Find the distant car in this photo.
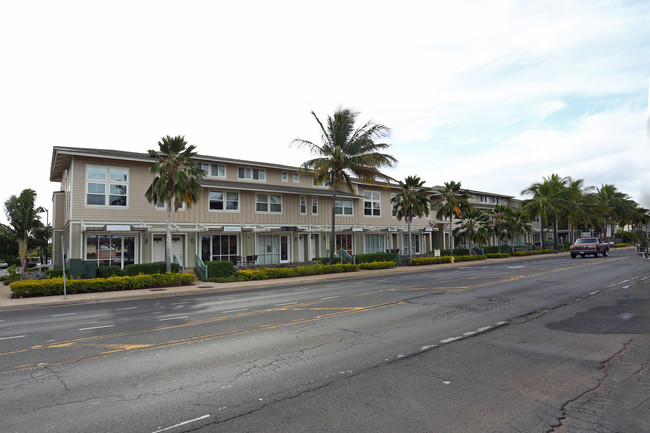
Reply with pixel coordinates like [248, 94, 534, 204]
[570, 237, 609, 258]
[0, 261, 8, 269]
[25, 261, 38, 268]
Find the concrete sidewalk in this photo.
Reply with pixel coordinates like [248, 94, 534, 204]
[0, 252, 572, 310]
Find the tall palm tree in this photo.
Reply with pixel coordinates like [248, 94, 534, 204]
[453, 208, 491, 254]
[520, 174, 569, 252]
[145, 135, 205, 272]
[490, 204, 512, 253]
[560, 177, 593, 243]
[433, 181, 471, 253]
[391, 176, 431, 260]
[592, 184, 633, 239]
[293, 108, 397, 265]
[1, 189, 44, 273]
[506, 208, 533, 254]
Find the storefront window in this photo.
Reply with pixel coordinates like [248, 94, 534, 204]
[85, 235, 135, 268]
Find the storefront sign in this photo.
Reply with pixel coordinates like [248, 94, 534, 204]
[106, 225, 131, 231]
[281, 226, 297, 231]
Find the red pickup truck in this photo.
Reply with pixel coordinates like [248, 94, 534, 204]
[570, 237, 609, 258]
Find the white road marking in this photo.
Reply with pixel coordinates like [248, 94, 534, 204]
[222, 309, 247, 314]
[293, 288, 309, 292]
[320, 296, 339, 300]
[51, 313, 76, 317]
[170, 302, 190, 305]
[622, 285, 631, 289]
[441, 336, 463, 344]
[218, 296, 236, 300]
[158, 316, 189, 321]
[79, 325, 115, 331]
[477, 326, 492, 332]
[0, 335, 26, 340]
[115, 307, 138, 311]
[151, 415, 210, 433]
[589, 290, 599, 295]
[257, 292, 274, 296]
[508, 265, 524, 269]
[275, 302, 297, 307]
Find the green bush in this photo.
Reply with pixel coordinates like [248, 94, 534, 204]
[235, 263, 358, 281]
[429, 248, 470, 256]
[411, 256, 452, 266]
[482, 246, 512, 254]
[354, 252, 399, 264]
[513, 249, 555, 256]
[206, 260, 235, 278]
[10, 273, 194, 298]
[45, 268, 69, 278]
[96, 265, 123, 278]
[485, 253, 510, 259]
[611, 243, 628, 248]
[358, 261, 397, 270]
[123, 262, 180, 276]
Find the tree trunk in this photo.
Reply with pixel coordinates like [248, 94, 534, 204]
[407, 217, 412, 261]
[329, 183, 338, 265]
[540, 215, 546, 250]
[449, 215, 454, 254]
[165, 196, 172, 273]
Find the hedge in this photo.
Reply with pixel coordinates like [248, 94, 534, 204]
[124, 262, 180, 276]
[205, 260, 235, 278]
[484, 253, 510, 259]
[235, 263, 358, 281]
[410, 255, 487, 266]
[513, 249, 555, 256]
[10, 273, 195, 298]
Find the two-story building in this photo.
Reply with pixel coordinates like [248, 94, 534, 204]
[49, 147, 444, 270]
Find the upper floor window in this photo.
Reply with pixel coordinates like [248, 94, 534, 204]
[363, 191, 381, 216]
[281, 172, 288, 182]
[256, 194, 282, 213]
[334, 199, 353, 216]
[293, 173, 299, 183]
[391, 193, 397, 217]
[209, 191, 239, 211]
[312, 197, 319, 215]
[480, 195, 489, 203]
[492, 197, 501, 204]
[238, 167, 265, 181]
[86, 165, 128, 207]
[197, 163, 226, 177]
[300, 196, 307, 215]
[156, 200, 185, 211]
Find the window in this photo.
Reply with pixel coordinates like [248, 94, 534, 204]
[402, 233, 421, 255]
[257, 234, 289, 264]
[363, 191, 381, 216]
[281, 172, 288, 182]
[300, 197, 307, 215]
[256, 194, 282, 213]
[156, 200, 185, 211]
[198, 163, 226, 177]
[391, 193, 397, 217]
[209, 191, 239, 211]
[312, 197, 318, 215]
[334, 199, 353, 215]
[313, 177, 330, 187]
[365, 234, 385, 253]
[293, 173, 299, 183]
[86, 166, 128, 207]
[492, 197, 501, 204]
[85, 234, 135, 268]
[480, 195, 489, 203]
[201, 234, 238, 262]
[331, 234, 352, 254]
[238, 167, 265, 181]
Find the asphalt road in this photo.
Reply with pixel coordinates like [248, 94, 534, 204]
[1, 249, 648, 432]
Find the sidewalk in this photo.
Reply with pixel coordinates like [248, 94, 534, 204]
[0, 253, 570, 310]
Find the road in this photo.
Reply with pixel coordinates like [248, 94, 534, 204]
[1, 249, 648, 432]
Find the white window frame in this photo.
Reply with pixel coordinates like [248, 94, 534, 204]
[238, 167, 266, 181]
[391, 193, 397, 217]
[210, 164, 226, 177]
[364, 233, 386, 253]
[311, 197, 319, 215]
[363, 190, 381, 217]
[300, 196, 307, 215]
[281, 172, 288, 182]
[334, 199, 353, 216]
[480, 195, 489, 203]
[156, 200, 186, 211]
[293, 173, 299, 183]
[209, 191, 240, 212]
[256, 194, 282, 213]
[86, 165, 129, 207]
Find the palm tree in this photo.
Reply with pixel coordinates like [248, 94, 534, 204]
[433, 181, 471, 253]
[293, 108, 397, 265]
[1, 189, 44, 274]
[592, 184, 633, 239]
[560, 177, 593, 243]
[506, 208, 533, 254]
[391, 176, 431, 260]
[520, 174, 569, 252]
[453, 208, 491, 254]
[145, 135, 205, 272]
[490, 204, 512, 253]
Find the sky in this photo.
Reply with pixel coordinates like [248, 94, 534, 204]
[1, 0, 649, 226]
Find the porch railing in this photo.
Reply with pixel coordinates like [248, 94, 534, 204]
[470, 244, 484, 255]
[195, 255, 208, 280]
[339, 249, 356, 265]
[173, 255, 184, 274]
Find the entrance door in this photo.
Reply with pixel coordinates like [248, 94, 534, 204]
[280, 235, 289, 263]
[153, 236, 184, 265]
[298, 235, 305, 262]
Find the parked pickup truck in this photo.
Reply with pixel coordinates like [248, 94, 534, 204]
[570, 237, 609, 258]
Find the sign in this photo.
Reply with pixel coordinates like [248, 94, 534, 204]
[106, 225, 131, 231]
[224, 226, 241, 232]
[282, 226, 297, 232]
[352, 227, 364, 232]
[434, 249, 441, 257]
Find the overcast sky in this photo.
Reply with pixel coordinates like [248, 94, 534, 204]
[1, 0, 649, 226]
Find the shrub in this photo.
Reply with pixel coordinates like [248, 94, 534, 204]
[10, 273, 194, 298]
[429, 248, 470, 257]
[513, 249, 555, 256]
[482, 246, 512, 254]
[45, 268, 69, 278]
[235, 263, 358, 281]
[123, 262, 180, 276]
[485, 253, 510, 259]
[96, 265, 123, 278]
[411, 256, 452, 266]
[358, 261, 397, 270]
[206, 260, 235, 278]
[354, 253, 399, 264]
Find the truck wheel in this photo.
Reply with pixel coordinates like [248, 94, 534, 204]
[571, 253, 576, 259]
[602, 250, 607, 257]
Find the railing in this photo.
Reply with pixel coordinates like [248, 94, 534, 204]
[195, 255, 207, 280]
[339, 249, 356, 265]
[470, 244, 484, 255]
[173, 255, 184, 274]
[393, 253, 404, 267]
[513, 240, 532, 251]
